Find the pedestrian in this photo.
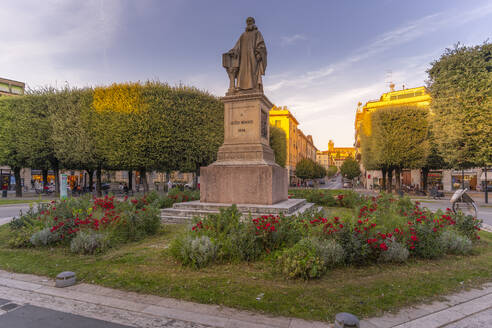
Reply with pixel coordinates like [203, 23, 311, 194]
[167, 180, 173, 192]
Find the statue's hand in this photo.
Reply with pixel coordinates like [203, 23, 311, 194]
[255, 51, 261, 61]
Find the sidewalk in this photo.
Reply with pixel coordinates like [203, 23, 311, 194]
[1, 270, 491, 328]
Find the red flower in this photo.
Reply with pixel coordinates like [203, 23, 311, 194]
[379, 243, 388, 251]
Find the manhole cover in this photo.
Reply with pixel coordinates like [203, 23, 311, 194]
[1, 303, 20, 311]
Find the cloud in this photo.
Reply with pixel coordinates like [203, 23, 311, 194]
[0, 0, 123, 88]
[280, 34, 307, 46]
[264, 2, 492, 148]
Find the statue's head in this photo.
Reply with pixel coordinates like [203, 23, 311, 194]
[245, 17, 257, 31]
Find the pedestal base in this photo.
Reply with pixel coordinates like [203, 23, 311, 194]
[200, 163, 288, 205]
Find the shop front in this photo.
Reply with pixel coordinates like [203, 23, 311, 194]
[427, 170, 443, 190]
[451, 170, 477, 190]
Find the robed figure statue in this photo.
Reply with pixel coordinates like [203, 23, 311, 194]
[223, 17, 267, 94]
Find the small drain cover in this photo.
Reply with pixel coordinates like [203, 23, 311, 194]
[1, 303, 20, 311]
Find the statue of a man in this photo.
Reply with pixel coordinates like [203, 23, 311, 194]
[223, 17, 267, 93]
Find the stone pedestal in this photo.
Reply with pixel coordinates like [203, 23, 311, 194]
[200, 92, 288, 205]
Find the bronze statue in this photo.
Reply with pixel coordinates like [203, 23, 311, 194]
[223, 17, 267, 94]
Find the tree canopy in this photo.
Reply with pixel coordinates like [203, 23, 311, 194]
[295, 158, 326, 181]
[269, 125, 287, 167]
[427, 42, 492, 169]
[340, 157, 361, 180]
[0, 81, 224, 196]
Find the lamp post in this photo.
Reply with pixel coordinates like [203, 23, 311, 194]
[485, 167, 489, 204]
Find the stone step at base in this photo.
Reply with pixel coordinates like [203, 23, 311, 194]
[160, 199, 317, 224]
[172, 198, 306, 215]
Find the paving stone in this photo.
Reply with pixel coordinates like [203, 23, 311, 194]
[444, 307, 492, 328]
[142, 304, 229, 327]
[0, 298, 10, 306]
[289, 318, 330, 328]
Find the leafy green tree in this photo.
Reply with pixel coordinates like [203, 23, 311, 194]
[340, 156, 361, 180]
[49, 87, 102, 193]
[0, 95, 58, 197]
[269, 125, 287, 167]
[427, 42, 492, 170]
[295, 158, 325, 184]
[326, 165, 338, 178]
[371, 106, 430, 191]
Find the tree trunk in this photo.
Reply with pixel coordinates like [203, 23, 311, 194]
[14, 167, 22, 198]
[42, 169, 48, 193]
[387, 167, 393, 193]
[128, 170, 133, 191]
[88, 170, 94, 192]
[395, 167, 401, 192]
[96, 166, 102, 197]
[140, 169, 149, 193]
[54, 165, 60, 196]
[381, 166, 387, 191]
[422, 167, 429, 192]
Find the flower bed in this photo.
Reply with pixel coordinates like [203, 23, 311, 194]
[171, 193, 482, 279]
[7, 194, 161, 254]
[146, 188, 199, 209]
[288, 189, 363, 208]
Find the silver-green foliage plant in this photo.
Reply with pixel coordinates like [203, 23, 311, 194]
[317, 239, 345, 268]
[439, 230, 472, 255]
[70, 231, 109, 255]
[170, 235, 217, 268]
[30, 228, 59, 246]
[379, 239, 409, 263]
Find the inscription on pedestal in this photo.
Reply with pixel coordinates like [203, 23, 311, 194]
[231, 106, 257, 139]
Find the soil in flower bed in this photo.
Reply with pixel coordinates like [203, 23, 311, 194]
[0, 217, 491, 322]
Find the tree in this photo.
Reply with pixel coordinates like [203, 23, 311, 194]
[295, 158, 325, 184]
[269, 125, 287, 167]
[370, 106, 430, 191]
[326, 165, 338, 178]
[0, 95, 57, 197]
[49, 87, 103, 193]
[340, 156, 361, 180]
[93, 82, 224, 192]
[427, 42, 492, 170]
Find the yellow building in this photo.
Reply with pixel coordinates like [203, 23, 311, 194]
[316, 140, 355, 171]
[0, 77, 25, 97]
[269, 105, 318, 184]
[355, 85, 433, 189]
[354, 85, 431, 159]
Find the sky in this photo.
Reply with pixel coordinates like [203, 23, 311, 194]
[1, 0, 491, 150]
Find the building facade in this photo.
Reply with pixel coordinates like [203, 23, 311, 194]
[355, 85, 490, 192]
[0, 77, 25, 97]
[316, 140, 355, 172]
[269, 105, 318, 185]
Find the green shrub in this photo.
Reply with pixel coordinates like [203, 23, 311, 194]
[439, 230, 472, 255]
[452, 211, 482, 241]
[70, 231, 109, 254]
[30, 228, 60, 246]
[317, 239, 345, 268]
[170, 235, 216, 268]
[278, 238, 326, 280]
[411, 222, 444, 259]
[379, 240, 409, 263]
[8, 226, 36, 248]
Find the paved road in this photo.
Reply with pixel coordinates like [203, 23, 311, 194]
[0, 298, 132, 328]
[322, 174, 343, 189]
[0, 204, 32, 226]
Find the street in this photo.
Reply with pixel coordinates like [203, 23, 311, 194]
[321, 174, 343, 189]
[0, 204, 32, 226]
